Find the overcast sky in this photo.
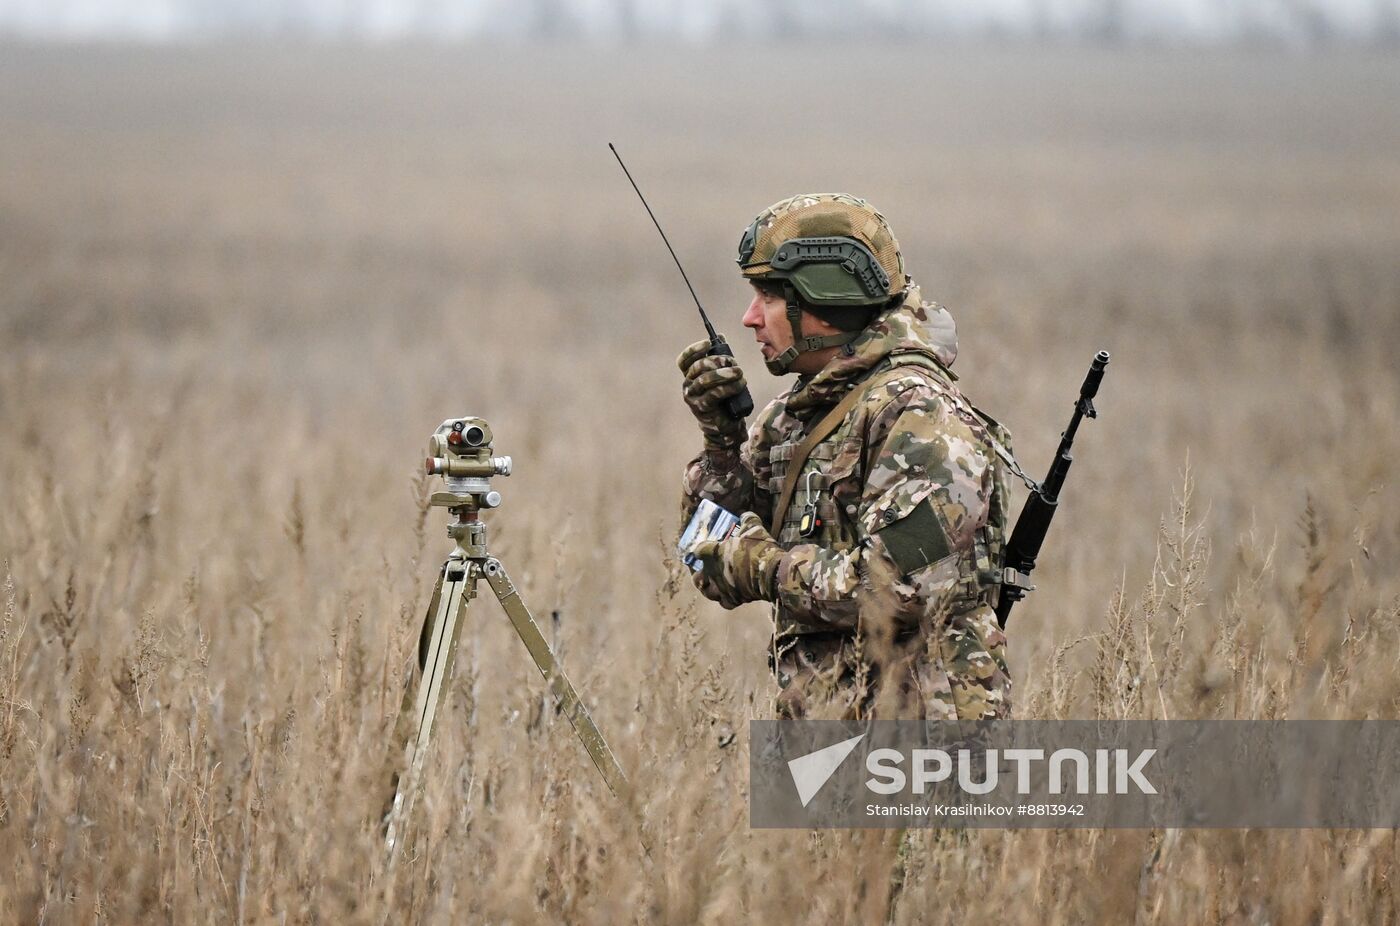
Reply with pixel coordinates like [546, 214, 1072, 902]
[0, 0, 1396, 43]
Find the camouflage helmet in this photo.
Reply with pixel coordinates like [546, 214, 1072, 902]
[736, 193, 907, 374]
[737, 193, 905, 307]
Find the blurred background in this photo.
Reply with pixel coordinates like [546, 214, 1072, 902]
[2, 4, 1399, 923]
[4, 0, 1400, 43]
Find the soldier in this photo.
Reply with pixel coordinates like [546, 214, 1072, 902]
[679, 193, 1014, 721]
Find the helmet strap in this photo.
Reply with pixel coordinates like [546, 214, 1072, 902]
[764, 289, 861, 376]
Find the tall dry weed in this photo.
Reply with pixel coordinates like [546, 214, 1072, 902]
[2, 43, 1399, 924]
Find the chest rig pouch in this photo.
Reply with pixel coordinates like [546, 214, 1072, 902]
[769, 418, 862, 547]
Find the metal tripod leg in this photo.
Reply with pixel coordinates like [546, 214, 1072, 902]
[479, 557, 629, 798]
[409, 555, 477, 778]
[385, 552, 629, 855]
[384, 553, 476, 852]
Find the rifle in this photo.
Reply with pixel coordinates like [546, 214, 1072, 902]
[608, 143, 754, 421]
[996, 350, 1110, 628]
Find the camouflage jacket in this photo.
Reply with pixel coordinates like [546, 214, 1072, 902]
[681, 285, 1013, 642]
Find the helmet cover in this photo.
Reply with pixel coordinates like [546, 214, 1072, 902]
[737, 193, 905, 308]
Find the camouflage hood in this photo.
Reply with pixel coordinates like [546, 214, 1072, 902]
[785, 283, 959, 414]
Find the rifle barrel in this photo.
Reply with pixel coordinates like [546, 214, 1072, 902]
[995, 350, 1109, 627]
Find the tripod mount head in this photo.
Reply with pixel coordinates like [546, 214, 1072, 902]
[425, 416, 512, 512]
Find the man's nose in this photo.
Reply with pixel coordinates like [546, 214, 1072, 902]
[742, 295, 763, 329]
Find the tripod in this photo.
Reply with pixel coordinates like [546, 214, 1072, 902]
[384, 417, 628, 852]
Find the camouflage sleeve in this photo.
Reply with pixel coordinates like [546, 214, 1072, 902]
[771, 382, 994, 634]
[679, 398, 780, 531]
[680, 447, 752, 527]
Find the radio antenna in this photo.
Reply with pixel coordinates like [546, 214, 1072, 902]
[608, 142, 718, 341]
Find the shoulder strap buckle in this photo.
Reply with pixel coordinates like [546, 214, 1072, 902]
[1001, 567, 1035, 592]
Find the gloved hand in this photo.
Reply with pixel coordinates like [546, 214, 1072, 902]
[692, 511, 783, 609]
[677, 339, 748, 451]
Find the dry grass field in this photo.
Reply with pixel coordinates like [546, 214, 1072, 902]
[3, 42, 1400, 924]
